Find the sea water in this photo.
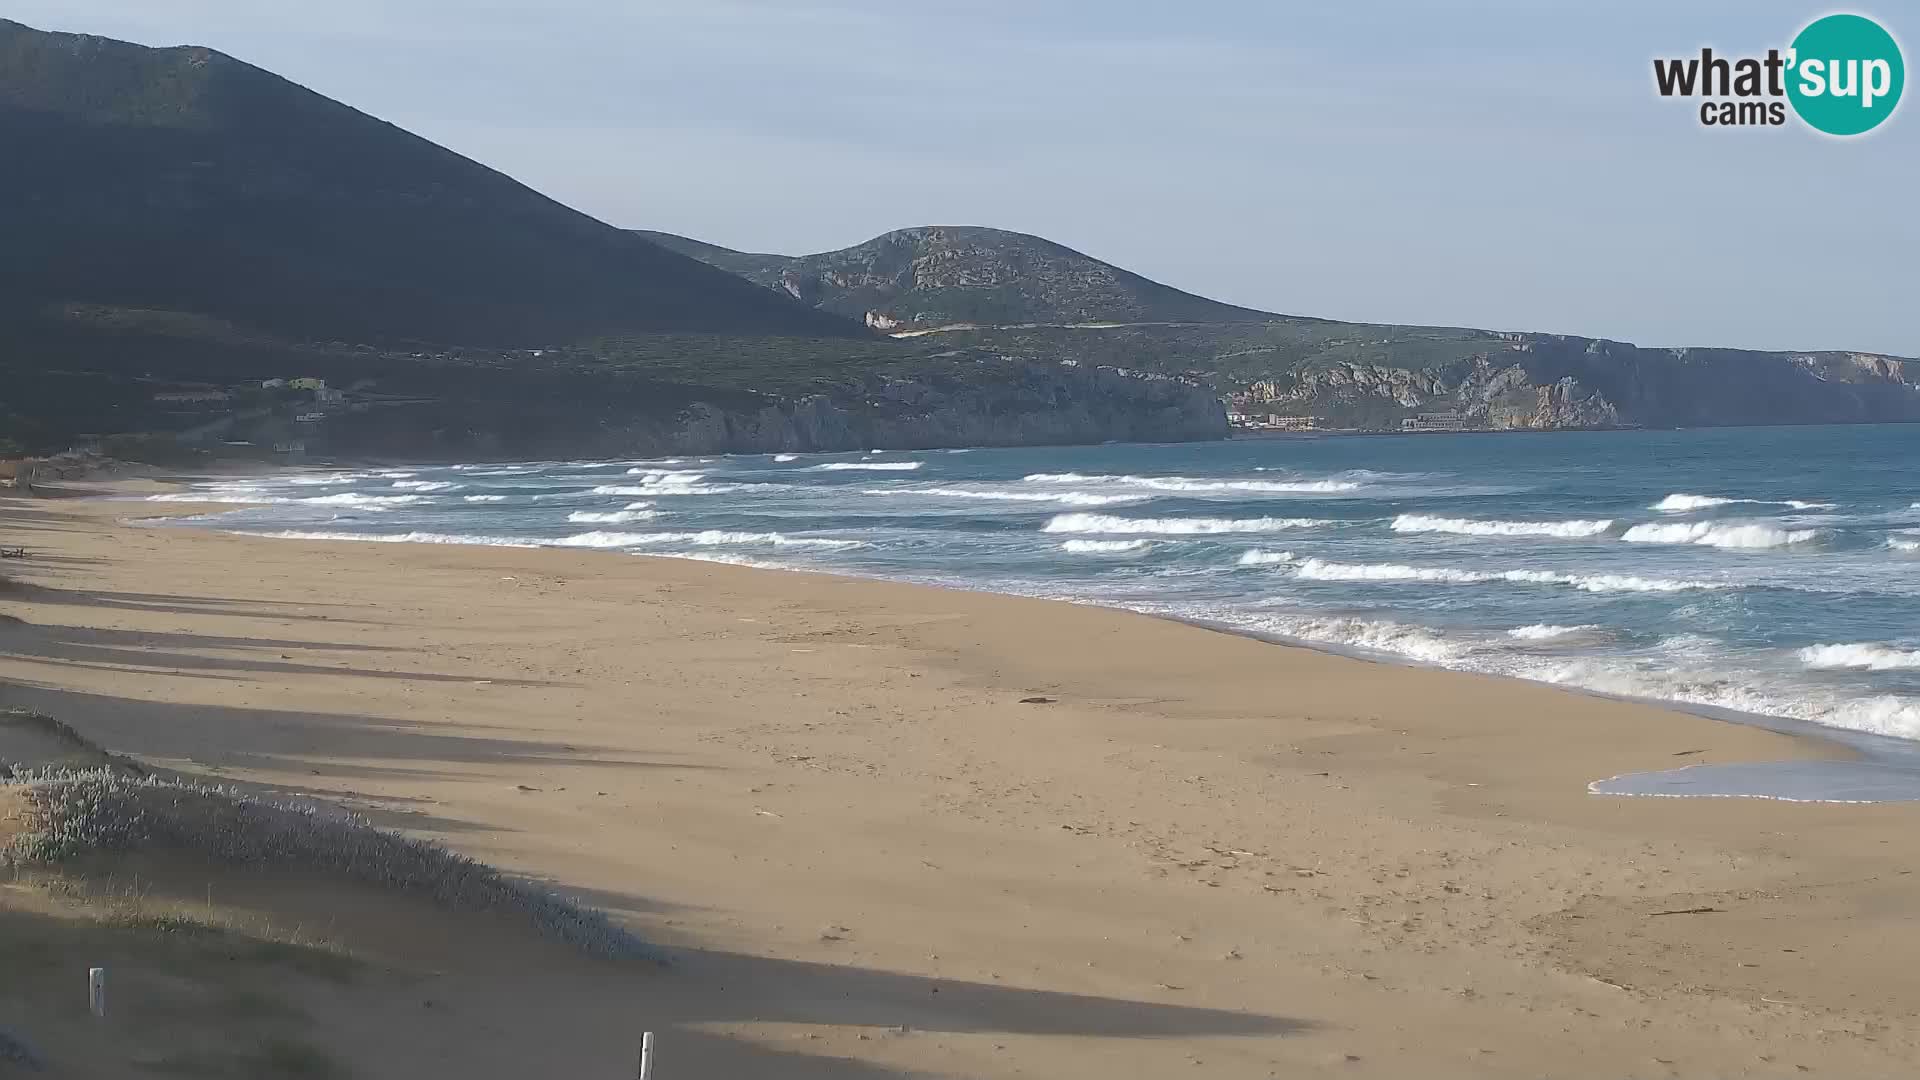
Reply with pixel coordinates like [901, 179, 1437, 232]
[143, 424, 1920, 800]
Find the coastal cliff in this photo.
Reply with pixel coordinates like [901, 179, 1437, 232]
[1227, 341, 1920, 431]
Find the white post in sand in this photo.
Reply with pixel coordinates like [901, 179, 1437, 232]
[87, 967, 106, 1018]
[638, 1031, 655, 1079]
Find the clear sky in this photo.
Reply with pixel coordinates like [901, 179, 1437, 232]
[11, 2, 1915, 355]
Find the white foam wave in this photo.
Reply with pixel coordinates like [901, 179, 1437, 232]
[1043, 513, 1331, 535]
[653, 551, 784, 569]
[1205, 609, 1920, 742]
[1254, 614, 1470, 664]
[1517, 658, 1920, 740]
[567, 510, 657, 524]
[811, 461, 923, 471]
[773, 454, 799, 462]
[880, 487, 1143, 507]
[591, 481, 751, 497]
[1798, 643, 1920, 671]
[1889, 534, 1920, 553]
[464, 494, 509, 503]
[298, 493, 425, 508]
[549, 530, 862, 549]
[1236, 549, 1295, 565]
[1651, 493, 1830, 512]
[1060, 539, 1153, 554]
[248, 530, 535, 547]
[1821, 697, 1920, 738]
[1507, 623, 1601, 641]
[1290, 558, 1728, 594]
[625, 468, 704, 479]
[392, 480, 461, 492]
[1622, 521, 1821, 549]
[1391, 514, 1613, 539]
[285, 473, 370, 486]
[146, 490, 287, 505]
[1023, 472, 1359, 494]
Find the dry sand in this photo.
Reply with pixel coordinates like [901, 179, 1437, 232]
[3, 478, 1919, 1078]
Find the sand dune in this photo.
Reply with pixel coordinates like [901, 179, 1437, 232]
[2, 479, 1918, 1077]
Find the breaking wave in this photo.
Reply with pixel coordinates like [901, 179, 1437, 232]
[811, 461, 923, 471]
[146, 490, 287, 504]
[591, 482, 749, 496]
[391, 480, 461, 492]
[463, 494, 509, 503]
[1023, 472, 1360, 494]
[1290, 558, 1729, 594]
[1391, 514, 1613, 539]
[1043, 513, 1331, 535]
[1236, 549, 1295, 565]
[1060, 539, 1153, 554]
[1798, 643, 1920, 671]
[1621, 521, 1822, 548]
[1248, 614, 1471, 664]
[549, 530, 864, 549]
[248, 530, 535, 547]
[875, 487, 1143, 507]
[567, 509, 656, 524]
[1651, 493, 1831, 512]
[298, 493, 425, 508]
[1507, 623, 1601, 641]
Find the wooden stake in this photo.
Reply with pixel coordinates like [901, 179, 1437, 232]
[638, 1030, 654, 1079]
[88, 967, 106, 1018]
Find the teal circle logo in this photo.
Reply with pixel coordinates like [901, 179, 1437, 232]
[1787, 14, 1904, 135]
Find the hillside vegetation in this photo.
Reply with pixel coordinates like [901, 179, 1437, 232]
[0, 19, 860, 347]
[636, 226, 1279, 331]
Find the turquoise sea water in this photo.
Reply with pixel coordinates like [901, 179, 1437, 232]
[146, 424, 1920, 798]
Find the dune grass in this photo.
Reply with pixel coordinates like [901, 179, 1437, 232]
[1, 768, 656, 961]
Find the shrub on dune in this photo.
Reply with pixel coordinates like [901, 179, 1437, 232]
[1, 769, 656, 962]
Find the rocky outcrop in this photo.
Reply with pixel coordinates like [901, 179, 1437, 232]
[1242, 356, 1620, 430]
[1228, 338, 1917, 431]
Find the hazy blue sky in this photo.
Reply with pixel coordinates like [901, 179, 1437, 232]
[13, 2, 1915, 354]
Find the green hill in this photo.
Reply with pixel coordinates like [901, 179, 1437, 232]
[635, 226, 1280, 332]
[0, 19, 860, 347]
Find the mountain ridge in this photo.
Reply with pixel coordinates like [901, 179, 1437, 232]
[634, 225, 1283, 332]
[648, 223, 1920, 431]
[0, 17, 862, 346]
[1, 17, 1914, 459]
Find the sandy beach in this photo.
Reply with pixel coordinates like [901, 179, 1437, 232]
[4, 476, 1920, 1078]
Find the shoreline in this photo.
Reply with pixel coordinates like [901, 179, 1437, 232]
[120, 471, 1918, 804]
[9, 476, 1920, 1076]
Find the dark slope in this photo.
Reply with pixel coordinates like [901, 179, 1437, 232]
[635, 226, 1280, 331]
[0, 20, 861, 346]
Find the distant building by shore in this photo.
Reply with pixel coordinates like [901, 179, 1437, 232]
[1402, 412, 1471, 432]
[1227, 412, 1322, 432]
